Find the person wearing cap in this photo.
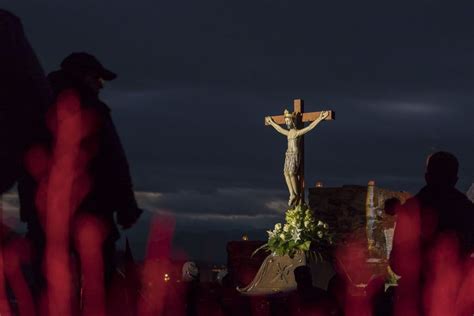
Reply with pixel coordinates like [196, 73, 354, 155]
[18, 52, 142, 288]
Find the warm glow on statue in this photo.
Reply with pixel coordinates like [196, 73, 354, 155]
[238, 99, 334, 296]
[265, 109, 329, 206]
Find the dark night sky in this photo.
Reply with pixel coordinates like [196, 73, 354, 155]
[2, 1, 473, 261]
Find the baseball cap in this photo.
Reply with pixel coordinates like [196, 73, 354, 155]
[60, 52, 117, 81]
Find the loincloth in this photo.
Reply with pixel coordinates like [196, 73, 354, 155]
[284, 150, 300, 175]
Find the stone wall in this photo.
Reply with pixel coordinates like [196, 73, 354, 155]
[308, 184, 411, 258]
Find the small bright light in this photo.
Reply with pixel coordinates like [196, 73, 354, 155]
[164, 273, 170, 282]
[242, 234, 249, 241]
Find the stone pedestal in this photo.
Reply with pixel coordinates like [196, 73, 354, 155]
[237, 251, 306, 296]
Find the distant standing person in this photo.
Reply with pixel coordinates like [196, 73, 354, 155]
[19, 52, 143, 285]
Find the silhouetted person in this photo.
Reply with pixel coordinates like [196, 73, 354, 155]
[182, 262, 200, 316]
[0, 11, 53, 306]
[395, 152, 474, 256]
[294, 265, 312, 290]
[365, 275, 391, 316]
[391, 151, 474, 315]
[0, 10, 52, 194]
[290, 265, 339, 315]
[18, 52, 142, 290]
[384, 197, 401, 217]
[327, 273, 345, 309]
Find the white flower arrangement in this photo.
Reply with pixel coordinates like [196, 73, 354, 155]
[256, 204, 332, 258]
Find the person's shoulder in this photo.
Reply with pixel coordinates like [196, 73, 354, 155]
[444, 187, 473, 204]
[454, 189, 474, 210]
[48, 70, 77, 96]
[393, 195, 424, 220]
[87, 98, 111, 117]
[0, 10, 24, 38]
[0, 10, 20, 24]
[404, 195, 418, 204]
[0, 10, 24, 43]
[399, 195, 419, 210]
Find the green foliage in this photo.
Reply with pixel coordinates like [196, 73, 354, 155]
[255, 204, 333, 258]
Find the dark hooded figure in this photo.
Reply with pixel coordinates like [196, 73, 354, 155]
[18, 52, 142, 288]
[0, 10, 52, 310]
[0, 10, 52, 194]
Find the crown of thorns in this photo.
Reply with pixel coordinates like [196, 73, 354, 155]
[283, 109, 296, 118]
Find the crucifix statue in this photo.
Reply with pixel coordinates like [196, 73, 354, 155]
[265, 99, 335, 207]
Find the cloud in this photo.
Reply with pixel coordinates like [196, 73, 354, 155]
[151, 209, 281, 223]
[135, 188, 288, 217]
[2, 0, 473, 203]
[365, 102, 446, 116]
[3, 187, 288, 220]
[3, 0, 474, 263]
[1, 188, 286, 234]
[134, 191, 163, 210]
[102, 81, 473, 196]
[2, 192, 20, 212]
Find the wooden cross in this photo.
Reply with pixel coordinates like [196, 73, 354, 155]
[264, 99, 335, 204]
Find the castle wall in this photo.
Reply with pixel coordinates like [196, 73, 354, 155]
[308, 184, 411, 257]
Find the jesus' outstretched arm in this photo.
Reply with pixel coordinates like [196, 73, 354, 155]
[295, 111, 329, 137]
[265, 117, 289, 136]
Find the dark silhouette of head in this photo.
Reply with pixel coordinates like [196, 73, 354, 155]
[60, 52, 116, 94]
[294, 265, 312, 290]
[425, 151, 459, 188]
[384, 197, 401, 216]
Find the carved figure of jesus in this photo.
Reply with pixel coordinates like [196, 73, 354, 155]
[265, 110, 329, 206]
